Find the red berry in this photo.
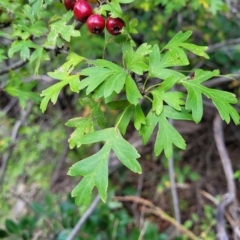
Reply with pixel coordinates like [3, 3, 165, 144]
[106, 17, 125, 35]
[64, 0, 77, 11]
[73, 0, 92, 23]
[86, 14, 105, 34]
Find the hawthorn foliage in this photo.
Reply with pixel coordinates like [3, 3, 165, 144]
[0, 0, 239, 207]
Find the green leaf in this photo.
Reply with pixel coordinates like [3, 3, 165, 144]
[181, 69, 239, 124]
[61, 52, 85, 73]
[149, 44, 161, 78]
[123, 42, 152, 74]
[5, 219, 19, 234]
[12, 20, 48, 39]
[8, 40, 38, 60]
[29, 0, 43, 16]
[183, 84, 203, 123]
[46, 11, 80, 46]
[30, 48, 50, 75]
[117, 105, 133, 135]
[65, 117, 94, 149]
[107, 100, 130, 110]
[140, 106, 191, 159]
[150, 76, 184, 115]
[30, 202, 46, 214]
[192, 69, 219, 83]
[90, 59, 123, 71]
[73, 128, 113, 146]
[163, 106, 193, 121]
[91, 82, 107, 100]
[72, 128, 141, 173]
[79, 97, 107, 128]
[154, 114, 186, 158]
[139, 111, 159, 144]
[163, 92, 185, 111]
[205, 89, 239, 124]
[125, 75, 142, 105]
[40, 53, 84, 108]
[180, 43, 209, 59]
[40, 73, 80, 112]
[164, 31, 192, 49]
[209, 0, 225, 15]
[5, 75, 41, 108]
[100, 0, 123, 18]
[133, 104, 146, 130]
[80, 60, 128, 98]
[80, 67, 115, 94]
[161, 75, 183, 91]
[128, 18, 138, 34]
[160, 47, 189, 68]
[68, 143, 111, 206]
[111, 129, 141, 173]
[104, 72, 127, 97]
[151, 68, 185, 80]
[116, 103, 146, 133]
[71, 176, 94, 207]
[68, 127, 141, 206]
[151, 88, 164, 115]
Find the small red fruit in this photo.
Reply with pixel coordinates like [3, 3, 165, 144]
[73, 0, 93, 23]
[106, 17, 125, 35]
[86, 14, 105, 34]
[63, 0, 77, 11]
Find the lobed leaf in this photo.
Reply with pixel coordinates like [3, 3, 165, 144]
[181, 69, 239, 124]
[140, 106, 191, 159]
[79, 97, 107, 128]
[125, 75, 142, 105]
[111, 129, 141, 173]
[154, 114, 186, 158]
[65, 117, 94, 149]
[148, 44, 161, 78]
[40, 74, 80, 112]
[164, 31, 192, 49]
[160, 47, 189, 68]
[69, 143, 111, 205]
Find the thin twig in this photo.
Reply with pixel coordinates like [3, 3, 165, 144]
[114, 196, 199, 240]
[207, 38, 240, 53]
[66, 195, 101, 240]
[203, 72, 240, 88]
[0, 102, 33, 190]
[216, 193, 234, 240]
[199, 189, 240, 240]
[168, 114, 181, 226]
[0, 60, 27, 75]
[168, 154, 181, 224]
[2, 98, 18, 114]
[213, 115, 236, 201]
[22, 75, 53, 83]
[213, 114, 240, 239]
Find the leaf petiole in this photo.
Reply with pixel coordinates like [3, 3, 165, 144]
[115, 104, 131, 128]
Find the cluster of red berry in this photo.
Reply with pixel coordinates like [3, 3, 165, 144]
[63, 0, 125, 35]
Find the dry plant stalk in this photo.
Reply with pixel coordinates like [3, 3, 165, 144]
[114, 195, 199, 240]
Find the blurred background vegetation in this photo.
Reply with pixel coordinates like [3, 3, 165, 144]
[0, 0, 240, 239]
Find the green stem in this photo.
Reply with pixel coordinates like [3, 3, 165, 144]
[115, 105, 130, 129]
[143, 75, 149, 90]
[144, 95, 153, 103]
[145, 83, 162, 92]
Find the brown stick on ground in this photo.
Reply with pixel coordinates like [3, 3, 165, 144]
[114, 195, 199, 240]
